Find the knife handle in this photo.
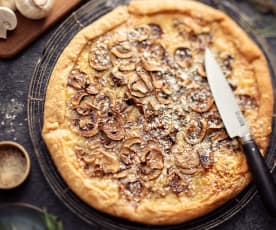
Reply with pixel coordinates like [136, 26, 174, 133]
[243, 139, 276, 217]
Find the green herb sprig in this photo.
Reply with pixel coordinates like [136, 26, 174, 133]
[42, 210, 63, 230]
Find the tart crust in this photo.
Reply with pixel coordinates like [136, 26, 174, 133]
[42, 0, 273, 225]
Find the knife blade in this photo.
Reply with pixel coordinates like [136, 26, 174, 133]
[205, 48, 276, 216]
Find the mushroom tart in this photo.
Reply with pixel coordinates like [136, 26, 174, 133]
[42, 0, 273, 225]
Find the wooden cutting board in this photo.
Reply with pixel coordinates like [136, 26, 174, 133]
[0, 0, 83, 59]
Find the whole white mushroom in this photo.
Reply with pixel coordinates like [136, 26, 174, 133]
[15, 0, 54, 20]
[0, 6, 17, 39]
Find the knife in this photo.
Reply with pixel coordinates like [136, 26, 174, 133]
[205, 48, 276, 216]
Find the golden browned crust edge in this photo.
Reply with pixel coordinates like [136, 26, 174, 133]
[42, 0, 273, 225]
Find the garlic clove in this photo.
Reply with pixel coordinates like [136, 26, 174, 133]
[15, 0, 54, 20]
[0, 0, 16, 11]
[0, 6, 17, 39]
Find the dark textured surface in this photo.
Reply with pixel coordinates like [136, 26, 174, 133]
[0, 0, 276, 229]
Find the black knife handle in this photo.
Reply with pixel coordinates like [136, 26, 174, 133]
[243, 139, 276, 216]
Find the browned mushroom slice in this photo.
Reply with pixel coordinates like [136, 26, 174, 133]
[89, 43, 111, 71]
[111, 40, 134, 59]
[95, 93, 113, 116]
[120, 180, 147, 202]
[100, 133, 117, 149]
[67, 69, 89, 90]
[190, 32, 212, 51]
[128, 73, 149, 98]
[203, 108, 224, 129]
[237, 94, 258, 112]
[210, 130, 241, 152]
[142, 43, 166, 71]
[110, 67, 127, 86]
[75, 103, 98, 116]
[136, 65, 153, 91]
[139, 142, 164, 180]
[183, 116, 207, 144]
[174, 145, 200, 175]
[75, 114, 98, 137]
[119, 147, 139, 165]
[155, 89, 171, 104]
[86, 83, 99, 95]
[116, 56, 140, 72]
[128, 24, 151, 41]
[197, 146, 214, 169]
[174, 47, 193, 69]
[71, 91, 89, 107]
[101, 111, 125, 140]
[148, 23, 163, 41]
[142, 146, 164, 170]
[150, 72, 163, 89]
[186, 86, 214, 113]
[220, 53, 234, 77]
[122, 137, 142, 149]
[124, 97, 145, 115]
[119, 137, 142, 164]
[167, 166, 188, 194]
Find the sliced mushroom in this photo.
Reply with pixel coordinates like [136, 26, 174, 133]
[196, 143, 214, 169]
[100, 133, 117, 149]
[119, 147, 139, 165]
[89, 43, 111, 71]
[150, 71, 165, 89]
[136, 65, 153, 91]
[75, 103, 98, 116]
[111, 40, 134, 59]
[203, 108, 224, 129]
[128, 24, 151, 41]
[101, 111, 125, 140]
[128, 73, 149, 98]
[237, 94, 257, 112]
[71, 91, 89, 107]
[155, 88, 171, 104]
[74, 114, 98, 137]
[183, 116, 207, 144]
[116, 55, 140, 72]
[120, 180, 147, 202]
[138, 142, 164, 180]
[119, 137, 142, 165]
[174, 145, 200, 174]
[186, 86, 214, 113]
[167, 166, 188, 194]
[67, 69, 89, 90]
[190, 32, 212, 51]
[142, 146, 164, 170]
[122, 137, 142, 149]
[142, 43, 166, 71]
[110, 67, 127, 86]
[173, 17, 203, 35]
[95, 93, 113, 116]
[86, 83, 99, 95]
[148, 23, 163, 41]
[220, 53, 234, 77]
[174, 47, 193, 69]
[210, 130, 241, 152]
